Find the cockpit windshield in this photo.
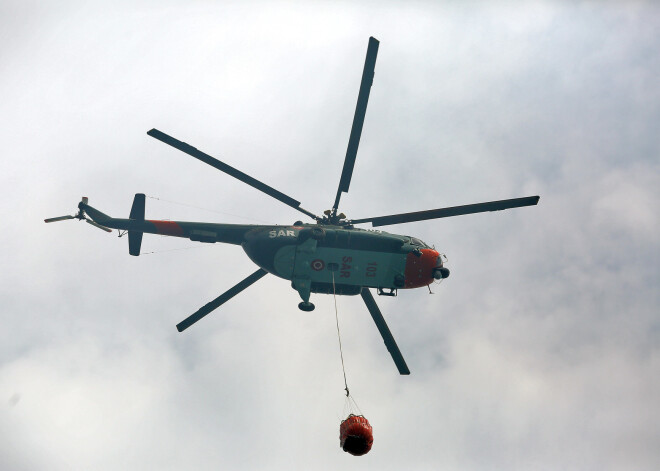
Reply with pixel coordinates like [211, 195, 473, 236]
[409, 237, 428, 248]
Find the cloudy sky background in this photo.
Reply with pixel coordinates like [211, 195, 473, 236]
[1, 1, 658, 469]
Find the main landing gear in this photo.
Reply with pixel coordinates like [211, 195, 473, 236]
[293, 277, 315, 311]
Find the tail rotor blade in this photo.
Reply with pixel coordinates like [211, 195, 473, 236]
[85, 218, 112, 232]
[44, 215, 75, 223]
[361, 288, 410, 375]
[177, 268, 268, 332]
[45, 199, 112, 232]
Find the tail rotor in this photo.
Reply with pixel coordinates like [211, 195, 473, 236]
[44, 197, 112, 233]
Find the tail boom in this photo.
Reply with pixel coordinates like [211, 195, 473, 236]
[79, 200, 260, 247]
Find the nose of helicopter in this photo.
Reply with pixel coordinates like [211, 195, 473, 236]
[404, 248, 442, 288]
[432, 252, 450, 280]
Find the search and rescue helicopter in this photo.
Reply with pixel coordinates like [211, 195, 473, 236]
[45, 37, 539, 375]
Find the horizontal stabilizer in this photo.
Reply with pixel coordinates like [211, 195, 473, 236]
[128, 194, 146, 256]
[128, 231, 143, 256]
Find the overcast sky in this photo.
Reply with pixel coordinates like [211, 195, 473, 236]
[1, 1, 658, 470]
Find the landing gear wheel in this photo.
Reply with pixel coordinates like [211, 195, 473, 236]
[298, 302, 315, 312]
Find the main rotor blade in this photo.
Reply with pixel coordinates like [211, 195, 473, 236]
[176, 268, 268, 332]
[148, 129, 319, 221]
[351, 196, 540, 227]
[361, 288, 410, 375]
[44, 215, 75, 223]
[332, 37, 379, 212]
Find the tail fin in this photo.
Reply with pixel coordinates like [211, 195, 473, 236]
[130, 193, 145, 220]
[128, 193, 145, 256]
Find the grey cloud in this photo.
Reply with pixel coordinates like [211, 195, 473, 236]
[1, 2, 658, 470]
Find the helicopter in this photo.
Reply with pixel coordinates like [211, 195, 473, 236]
[45, 37, 539, 375]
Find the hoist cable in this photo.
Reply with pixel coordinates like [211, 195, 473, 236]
[332, 271, 350, 398]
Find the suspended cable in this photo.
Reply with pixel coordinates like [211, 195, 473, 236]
[146, 195, 270, 223]
[343, 393, 362, 418]
[332, 271, 350, 398]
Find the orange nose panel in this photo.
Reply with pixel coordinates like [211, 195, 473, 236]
[404, 249, 439, 288]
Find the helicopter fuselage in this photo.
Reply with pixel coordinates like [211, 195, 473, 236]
[242, 224, 443, 296]
[80, 201, 445, 299]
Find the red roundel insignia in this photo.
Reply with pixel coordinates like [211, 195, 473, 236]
[311, 259, 325, 271]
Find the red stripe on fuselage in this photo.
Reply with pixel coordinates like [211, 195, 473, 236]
[403, 248, 439, 289]
[149, 220, 184, 237]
